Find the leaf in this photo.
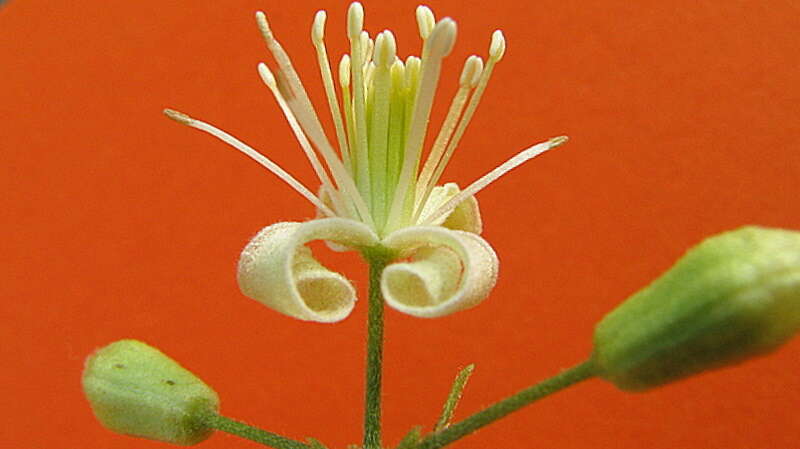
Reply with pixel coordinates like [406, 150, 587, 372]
[434, 364, 475, 432]
[396, 426, 422, 449]
[307, 438, 328, 449]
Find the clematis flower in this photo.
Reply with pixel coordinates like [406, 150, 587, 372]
[165, 3, 565, 322]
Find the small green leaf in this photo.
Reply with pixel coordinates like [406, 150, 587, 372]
[434, 364, 475, 431]
[396, 426, 422, 449]
[307, 437, 329, 449]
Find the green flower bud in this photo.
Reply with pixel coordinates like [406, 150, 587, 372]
[82, 340, 219, 445]
[593, 226, 800, 391]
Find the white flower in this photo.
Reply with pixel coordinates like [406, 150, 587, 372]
[165, 2, 565, 322]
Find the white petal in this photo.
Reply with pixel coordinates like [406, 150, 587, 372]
[381, 226, 498, 318]
[418, 183, 482, 234]
[237, 218, 379, 322]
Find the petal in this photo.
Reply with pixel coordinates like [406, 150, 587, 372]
[237, 218, 379, 322]
[381, 226, 498, 318]
[419, 183, 482, 234]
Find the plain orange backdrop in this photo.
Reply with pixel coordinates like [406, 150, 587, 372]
[2, 0, 799, 448]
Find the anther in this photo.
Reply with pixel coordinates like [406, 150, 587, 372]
[163, 109, 193, 126]
[339, 55, 351, 88]
[347, 2, 364, 41]
[459, 55, 484, 88]
[489, 30, 506, 61]
[312, 10, 326, 45]
[374, 31, 397, 68]
[416, 6, 435, 40]
[257, 63, 276, 88]
[427, 18, 457, 58]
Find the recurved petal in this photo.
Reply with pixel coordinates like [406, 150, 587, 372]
[381, 226, 498, 318]
[237, 218, 380, 322]
[419, 183, 482, 234]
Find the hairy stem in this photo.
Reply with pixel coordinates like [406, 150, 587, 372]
[363, 248, 392, 449]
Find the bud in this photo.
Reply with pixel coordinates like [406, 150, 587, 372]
[82, 340, 219, 445]
[593, 226, 800, 391]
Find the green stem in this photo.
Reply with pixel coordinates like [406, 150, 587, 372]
[205, 414, 309, 449]
[417, 360, 597, 449]
[363, 249, 391, 449]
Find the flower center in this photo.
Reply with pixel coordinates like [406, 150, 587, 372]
[164, 2, 566, 238]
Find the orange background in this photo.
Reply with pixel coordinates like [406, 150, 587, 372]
[2, 0, 799, 448]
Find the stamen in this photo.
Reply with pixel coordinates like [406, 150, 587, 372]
[163, 108, 336, 217]
[421, 137, 568, 225]
[386, 18, 457, 233]
[339, 55, 357, 174]
[385, 59, 407, 216]
[424, 31, 506, 193]
[415, 55, 483, 214]
[256, 10, 374, 228]
[257, 63, 350, 218]
[311, 10, 352, 172]
[347, 3, 371, 206]
[368, 30, 397, 229]
[362, 32, 375, 69]
[403, 56, 421, 133]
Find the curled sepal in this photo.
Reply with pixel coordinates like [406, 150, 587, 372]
[593, 226, 800, 391]
[381, 226, 498, 317]
[420, 183, 483, 234]
[237, 218, 379, 322]
[81, 340, 219, 446]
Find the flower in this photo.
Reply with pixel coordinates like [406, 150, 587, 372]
[165, 3, 566, 322]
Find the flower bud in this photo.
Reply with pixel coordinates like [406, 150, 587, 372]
[82, 340, 219, 445]
[593, 226, 800, 391]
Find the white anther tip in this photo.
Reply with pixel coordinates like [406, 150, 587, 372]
[257, 62, 276, 88]
[416, 5, 435, 39]
[163, 108, 193, 125]
[427, 18, 457, 57]
[312, 10, 326, 45]
[339, 54, 351, 87]
[549, 135, 569, 148]
[374, 31, 397, 68]
[255, 11, 269, 30]
[460, 55, 484, 87]
[489, 30, 506, 61]
[347, 2, 364, 40]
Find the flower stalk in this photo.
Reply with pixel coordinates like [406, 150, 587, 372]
[362, 246, 395, 449]
[205, 414, 310, 449]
